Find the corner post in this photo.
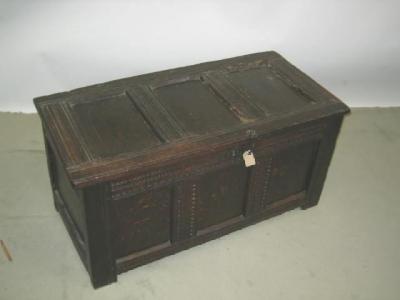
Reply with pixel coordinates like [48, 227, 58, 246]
[83, 184, 117, 288]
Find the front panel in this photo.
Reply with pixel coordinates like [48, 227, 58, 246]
[245, 139, 319, 215]
[263, 141, 319, 204]
[109, 122, 325, 268]
[196, 164, 248, 231]
[110, 188, 171, 258]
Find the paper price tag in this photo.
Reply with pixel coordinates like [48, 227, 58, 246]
[242, 150, 256, 167]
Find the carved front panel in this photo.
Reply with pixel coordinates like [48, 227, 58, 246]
[264, 141, 319, 204]
[196, 165, 248, 231]
[247, 139, 320, 214]
[110, 188, 171, 258]
[170, 163, 249, 239]
[109, 124, 323, 260]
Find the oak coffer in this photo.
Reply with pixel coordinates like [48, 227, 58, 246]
[34, 51, 349, 288]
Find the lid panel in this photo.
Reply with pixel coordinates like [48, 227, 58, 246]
[227, 67, 314, 114]
[69, 93, 162, 159]
[154, 79, 241, 135]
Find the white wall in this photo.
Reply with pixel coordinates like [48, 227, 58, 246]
[1, 0, 399, 112]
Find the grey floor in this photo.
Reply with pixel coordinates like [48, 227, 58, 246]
[0, 108, 399, 300]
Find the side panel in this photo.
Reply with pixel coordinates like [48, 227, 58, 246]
[54, 151, 86, 238]
[44, 135, 88, 266]
[302, 115, 345, 208]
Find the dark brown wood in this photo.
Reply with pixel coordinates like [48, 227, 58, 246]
[34, 51, 349, 288]
[302, 115, 345, 209]
[83, 185, 117, 288]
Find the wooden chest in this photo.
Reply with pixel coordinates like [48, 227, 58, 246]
[34, 51, 349, 288]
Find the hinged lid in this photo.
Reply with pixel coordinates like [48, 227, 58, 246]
[34, 51, 349, 187]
